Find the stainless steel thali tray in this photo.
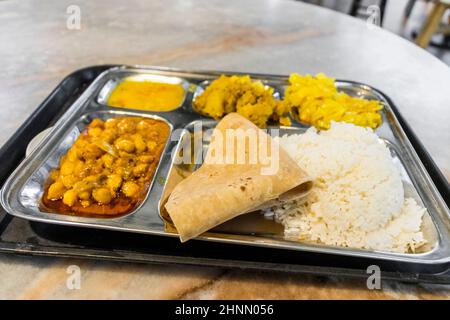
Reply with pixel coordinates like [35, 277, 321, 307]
[1, 66, 449, 274]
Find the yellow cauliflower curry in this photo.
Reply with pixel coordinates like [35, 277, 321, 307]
[42, 117, 170, 217]
[284, 73, 383, 130]
[193, 75, 291, 128]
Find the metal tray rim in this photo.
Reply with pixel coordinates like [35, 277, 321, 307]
[1, 65, 449, 269]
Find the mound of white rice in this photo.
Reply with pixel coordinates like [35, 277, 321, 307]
[271, 122, 426, 253]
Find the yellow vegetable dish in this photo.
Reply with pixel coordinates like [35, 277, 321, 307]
[42, 117, 170, 217]
[283, 73, 383, 130]
[107, 79, 185, 112]
[193, 75, 291, 128]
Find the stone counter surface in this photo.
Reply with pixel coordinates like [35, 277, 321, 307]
[0, 0, 449, 299]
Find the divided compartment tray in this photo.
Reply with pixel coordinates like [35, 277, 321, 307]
[0, 65, 449, 283]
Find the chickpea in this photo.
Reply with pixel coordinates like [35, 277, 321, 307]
[133, 163, 149, 177]
[78, 191, 91, 200]
[137, 120, 150, 132]
[88, 127, 103, 138]
[104, 118, 118, 129]
[82, 143, 103, 160]
[101, 153, 115, 169]
[147, 141, 157, 152]
[121, 167, 133, 180]
[60, 161, 75, 176]
[117, 119, 136, 134]
[92, 188, 112, 204]
[49, 169, 60, 181]
[47, 181, 66, 200]
[62, 189, 78, 207]
[73, 180, 94, 193]
[114, 166, 124, 176]
[115, 138, 135, 153]
[67, 148, 81, 162]
[73, 160, 87, 177]
[84, 175, 101, 185]
[61, 175, 78, 189]
[101, 129, 117, 144]
[138, 155, 154, 164]
[74, 139, 88, 149]
[89, 118, 105, 128]
[90, 160, 104, 174]
[107, 174, 122, 193]
[118, 151, 135, 159]
[114, 157, 131, 167]
[133, 134, 147, 153]
[84, 159, 96, 172]
[121, 181, 140, 198]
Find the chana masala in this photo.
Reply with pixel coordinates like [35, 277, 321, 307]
[42, 117, 170, 217]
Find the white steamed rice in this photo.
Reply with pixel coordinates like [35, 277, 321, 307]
[270, 122, 426, 253]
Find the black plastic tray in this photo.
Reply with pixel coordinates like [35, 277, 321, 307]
[0, 65, 449, 284]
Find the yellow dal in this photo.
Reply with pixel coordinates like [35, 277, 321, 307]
[107, 80, 185, 112]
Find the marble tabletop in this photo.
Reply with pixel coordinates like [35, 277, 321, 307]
[0, 0, 449, 299]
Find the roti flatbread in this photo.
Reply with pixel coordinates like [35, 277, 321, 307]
[165, 113, 312, 242]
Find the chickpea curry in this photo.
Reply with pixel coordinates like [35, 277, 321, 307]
[42, 117, 170, 217]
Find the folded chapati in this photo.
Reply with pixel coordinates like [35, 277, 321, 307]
[165, 113, 312, 242]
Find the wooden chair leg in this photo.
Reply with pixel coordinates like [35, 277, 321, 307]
[416, 2, 447, 48]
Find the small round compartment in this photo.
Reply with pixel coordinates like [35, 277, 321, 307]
[97, 74, 190, 113]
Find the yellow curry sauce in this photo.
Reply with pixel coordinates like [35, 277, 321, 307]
[107, 79, 185, 112]
[42, 117, 170, 217]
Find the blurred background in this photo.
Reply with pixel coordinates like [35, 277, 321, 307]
[298, 0, 450, 65]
